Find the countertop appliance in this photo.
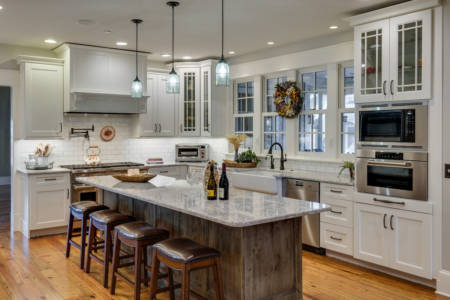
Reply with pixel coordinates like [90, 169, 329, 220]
[284, 179, 322, 253]
[356, 149, 427, 201]
[60, 162, 150, 202]
[175, 144, 209, 162]
[358, 104, 427, 149]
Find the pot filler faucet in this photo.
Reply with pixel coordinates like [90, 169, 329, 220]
[267, 142, 287, 170]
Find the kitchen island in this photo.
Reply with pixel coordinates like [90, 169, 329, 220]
[77, 175, 329, 300]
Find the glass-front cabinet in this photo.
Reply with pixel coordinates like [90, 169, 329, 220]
[354, 9, 432, 103]
[178, 67, 200, 136]
[200, 65, 211, 136]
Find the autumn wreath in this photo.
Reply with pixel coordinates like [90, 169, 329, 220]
[274, 81, 302, 118]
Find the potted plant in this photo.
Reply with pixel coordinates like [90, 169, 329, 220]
[338, 161, 355, 180]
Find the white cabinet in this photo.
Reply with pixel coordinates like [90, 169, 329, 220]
[17, 57, 64, 138]
[178, 67, 201, 136]
[354, 9, 432, 103]
[137, 72, 175, 137]
[148, 166, 188, 180]
[354, 203, 432, 278]
[20, 172, 71, 238]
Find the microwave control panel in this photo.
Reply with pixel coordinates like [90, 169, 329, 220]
[375, 152, 404, 160]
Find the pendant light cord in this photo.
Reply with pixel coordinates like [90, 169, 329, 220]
[135, 21, 138, 78]
[172, 5, 175, 69]
[221, 0, 224, 58]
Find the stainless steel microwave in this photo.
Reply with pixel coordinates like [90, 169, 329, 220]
[175, 144, 209, 162]
[357, 105, 428, 149]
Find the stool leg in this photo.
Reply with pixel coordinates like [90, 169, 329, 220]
[148, 250, 160, 300]
[168, 267, 175, 300]
[65, 212, 74, 258]
[80, 214, 88, 269]
[103, 225, 112, 288]
[134, 244, 142, 300]
[85, 221, 96, 273]
[142, 247, 149, 287]
[110, 231, 120, 295]
[212, 258, 224, 300]
[181, 266, 190, 300]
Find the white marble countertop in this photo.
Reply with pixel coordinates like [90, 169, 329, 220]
[230, 168, 354, 186]
[77, 175, 330, 228]
[17, 167, 71, 175]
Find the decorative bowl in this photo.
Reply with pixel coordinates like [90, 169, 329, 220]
[113, 173, 156, 183]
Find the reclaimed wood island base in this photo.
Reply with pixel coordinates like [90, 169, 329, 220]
[77, 175, 329, 300]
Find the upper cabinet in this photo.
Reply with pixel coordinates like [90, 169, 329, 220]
[16, 56, 64, 138]
[176, 60, 227, 137]
[353, 9, 432, 103]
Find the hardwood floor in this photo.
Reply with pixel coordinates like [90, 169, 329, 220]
[0, 229, 447, 300]
[0, 185, 10, 232]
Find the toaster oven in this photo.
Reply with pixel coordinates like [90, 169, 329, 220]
[175, 144, 209, 162]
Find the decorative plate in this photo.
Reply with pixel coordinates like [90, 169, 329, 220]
[100, 126, 116, 142]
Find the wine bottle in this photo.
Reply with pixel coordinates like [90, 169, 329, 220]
[219, 163, 229, 200]
[206, 164, 217, 200]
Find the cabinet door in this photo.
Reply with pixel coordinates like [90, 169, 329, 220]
[24, 63, 63, 138]
[354, 20, 390, 103]
[200, 66, 212, 136]
[390, 210, 432, 278]
[389, 10, 432, 101]
[354, 203, 389, 266]
[157, 76, 176, 137]
[179, 68, 200, 136]
[139, 74, 158, 137]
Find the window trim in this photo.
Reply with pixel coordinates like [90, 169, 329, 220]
[338, 61, 356, 159]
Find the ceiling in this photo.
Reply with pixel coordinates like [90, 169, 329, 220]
[0, 0, 408, 62]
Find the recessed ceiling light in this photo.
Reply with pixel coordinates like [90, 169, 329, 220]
[182, 56, 192, 60]
[228, 51, 235, 55]
[0, 5, 3, 10]
[44, 39, 57, 44]
[329, 25, 339, 30]
[78, 19, 95, 26]
[161, 53, 171, 57]
[267, 41, 275, 45]
[116, 41, 127, 46]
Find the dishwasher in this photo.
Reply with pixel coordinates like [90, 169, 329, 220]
[284, 178, 324, 254]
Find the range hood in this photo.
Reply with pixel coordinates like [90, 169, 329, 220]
[54, 43, 149, 114]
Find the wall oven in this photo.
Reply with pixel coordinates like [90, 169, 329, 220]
[358, 104, 427, 149]
[356, 149, 427, 201]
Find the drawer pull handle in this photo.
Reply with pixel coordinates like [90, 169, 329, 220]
[44, 178, 57, 181]
[330, 236, 343, 241]
[330, 209, 343, 215]
[159, 170, 169, 174]
[383, 213, 387, 229]
[330, 189, 343, 194]
[373, 198, 405, 206]
[390, 215, 394, 230]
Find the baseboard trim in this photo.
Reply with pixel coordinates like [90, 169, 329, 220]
[436, 270, 450, 297]
[29, 226, 66, 238]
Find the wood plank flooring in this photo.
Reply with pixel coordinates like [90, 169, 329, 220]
[0, 185, 10, 232]
[0, 228, 446, 300]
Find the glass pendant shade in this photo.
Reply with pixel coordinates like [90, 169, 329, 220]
[167, 69, 180, 94]
[131, 77, 143, 98]
[215, 57, 230, 86]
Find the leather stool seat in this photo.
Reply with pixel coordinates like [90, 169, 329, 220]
[115, 221, 169, 241]
[70, 201, 107, 214]
[153, 238, 220, 263]
[90, 209, 133, 225]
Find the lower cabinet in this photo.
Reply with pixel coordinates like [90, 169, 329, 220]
[148, 166, 188, 180]
[320, 223, 353, 256]
[354, 203, 432, 279]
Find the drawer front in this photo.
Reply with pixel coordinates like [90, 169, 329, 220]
[32, 174, 69, 189]
[149, 166, 187, 179]
[321, 183, 354, 202]
[355, 192, 432, 214]
[320, 198, 353, 227]
[320, 222, 353, 256]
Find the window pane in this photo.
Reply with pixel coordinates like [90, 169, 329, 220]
[238, 83, 246, 98]
[303, 92, 315, 110]
[300, 114, 312, 133]
[300, 133, 312, 152]
[341, 112, 355, 133]
[313, 114, 325, 132]
[244, 117, 253, 131]
[247, 82, 254, 97]
[275, 116, 285, 132]
[264, 134, 273, 149]
[341, 133, 355, 154]
[238, 99, 245, 113]
[302, 73, 314, 91]
[313, 133, 325, 152]
[316, 92, 327, 110]
[267, 78, 276, 95]
[235, 117, 243, 132]
[266, 96, 275, 112]
[280, 76, 288, 83]
[316, 71, 327, 90]
[247, 98, 254, 113]
[276, 133, 286, 149]
[344, 67, 354, 87]
[244, 134, 253, 149]
[264, 116, 273, 132]
[344, 88, 355, 108]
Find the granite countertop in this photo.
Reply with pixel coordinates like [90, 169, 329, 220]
[17, 167, 71, 175]
[147, 162, 207, 168]
[77, 175, 330, 228]
[230, 168, 354, 186]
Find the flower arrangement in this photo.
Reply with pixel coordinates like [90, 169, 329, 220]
[274, 81, 302, 118]
[226, 134, 247, 161]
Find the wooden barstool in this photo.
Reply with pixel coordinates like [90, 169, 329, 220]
[65, 201, 108, 269]
[110, 221, 170, 300]
[85, 209, 135, 288]
[149, 238, 223, 300]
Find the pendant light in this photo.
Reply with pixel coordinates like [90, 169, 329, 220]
[166, 1, 180, 94]
[131, 18, 143, 98]
[215, 0, 229, 86]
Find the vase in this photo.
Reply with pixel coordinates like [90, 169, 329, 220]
[234, 149, 239, 161]
[349, 169, 354, 180]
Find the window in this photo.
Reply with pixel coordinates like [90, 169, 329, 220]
[299, 71, 327, 152]
[234, 81, 254, 148]
[263, 76, 287, 150]
[339, 65, 355, 154]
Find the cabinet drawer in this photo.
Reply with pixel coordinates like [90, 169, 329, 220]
[32, 174, 68, 188]
[320, 198, 353, 227]
[320, 222, 353, 256]
[355, 192, 432, 214]
[149, 166, 187, 179]
[321, 183, 354, 202]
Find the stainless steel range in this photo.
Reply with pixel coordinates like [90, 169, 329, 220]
[60, 162, 150, 203]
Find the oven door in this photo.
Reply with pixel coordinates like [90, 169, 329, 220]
[176, 147, 200, 161]
[356, 158, 427, 201]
